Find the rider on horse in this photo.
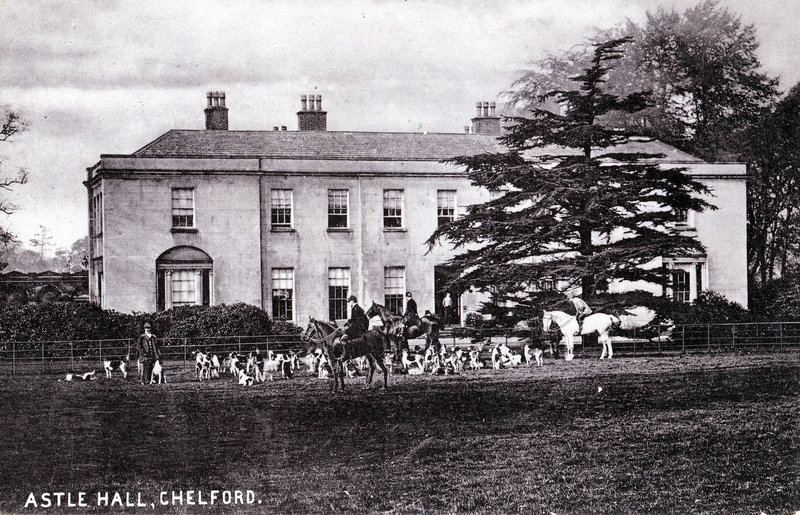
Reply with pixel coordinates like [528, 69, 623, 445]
[402, 291, 419, 326]
[341, 295, 369, 344]
[571, 295, 592, 335]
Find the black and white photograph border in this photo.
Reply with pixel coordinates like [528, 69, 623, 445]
[0, 1, 798, 513]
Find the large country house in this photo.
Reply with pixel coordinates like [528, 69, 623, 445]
[85, 92, 747, 323]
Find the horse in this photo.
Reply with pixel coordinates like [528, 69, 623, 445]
[542, 310, 621, 360]
[365, 302, 408, 356]
[302, 317, 389, 391]
[367, 301, 442, 353]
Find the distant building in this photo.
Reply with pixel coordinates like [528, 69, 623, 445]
[0, 270, 89, 306]
[85, 93, 747, 323]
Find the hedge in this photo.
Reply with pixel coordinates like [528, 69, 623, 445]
[0, 302, 301, 342]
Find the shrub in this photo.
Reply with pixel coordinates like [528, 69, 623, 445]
[0, 302, 300, 342]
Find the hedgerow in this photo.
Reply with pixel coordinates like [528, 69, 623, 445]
[0, 302, 300, 342]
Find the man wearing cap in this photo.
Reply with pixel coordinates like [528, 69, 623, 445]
[136, 322, 160, 384]
[341, 295, 369, 344]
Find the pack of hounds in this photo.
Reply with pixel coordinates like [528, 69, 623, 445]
[61, 342, 545, 385]
[61, 356, 165, 384]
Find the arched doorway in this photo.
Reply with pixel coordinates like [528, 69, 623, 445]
[156, 246, 213, 311]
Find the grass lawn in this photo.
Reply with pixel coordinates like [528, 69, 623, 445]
[0, 352, 797, 513]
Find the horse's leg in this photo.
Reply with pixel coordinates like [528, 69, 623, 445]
[376, 354, 388, 389]
[599, 333, 607, 359]
[606, 334, 613, 359]
[365, 354, 376, 388]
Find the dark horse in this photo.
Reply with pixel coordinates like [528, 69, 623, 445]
[366, 302, 440, 352]
[302, 317, 388, 391]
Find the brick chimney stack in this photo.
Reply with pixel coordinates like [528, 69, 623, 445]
[471, 100, 501, 135]
[297, 94, 327, 131]
[205, 91, 228, 130]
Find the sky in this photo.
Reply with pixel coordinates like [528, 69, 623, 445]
[0, 0, 798, 252]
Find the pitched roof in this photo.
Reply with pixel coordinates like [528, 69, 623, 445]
[131, 129, 704, 163]
[134, 130, 505, 161]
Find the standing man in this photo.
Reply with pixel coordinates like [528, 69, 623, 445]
[136, 322, 160, 385]
[571, 296, 593, 335]
[442, 292, 454, 326]
[403, 291, 419, 326]
[341, 295, 369, 344]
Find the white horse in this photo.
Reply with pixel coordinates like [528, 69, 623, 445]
[542, 310, 621, 360]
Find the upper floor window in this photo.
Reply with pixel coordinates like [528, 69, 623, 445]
[383, 189, 404, 228]
[328, 267, 350, 321]
[172, 188, 195, 228]
[328, 189, 349, 228]
[437, 190, 456, 226]
[676, 208, 689, 224]
[90, 192, 103, 257]
[271, 189, 293, 228]
[271, 268, 294, 320]
[384, 266, 405, 315]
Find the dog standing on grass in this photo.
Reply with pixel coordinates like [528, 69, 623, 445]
[136, 322, 160, 385]
[150, 359, 166, 384]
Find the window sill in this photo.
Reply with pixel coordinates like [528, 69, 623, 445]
[171, 227, 198, 234]
[271, 227, 296, 233]
[383, 228, 407, 233]
[327, 228, 352, 233]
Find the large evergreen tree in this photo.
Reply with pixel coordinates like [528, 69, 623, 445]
[427, 38, 714, 319]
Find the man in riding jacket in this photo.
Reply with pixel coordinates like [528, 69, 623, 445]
[136, 322, 160, 385]
[341, 295, 369, 344]
[571, 296, 593, 335]
[403, 291, 419, 326]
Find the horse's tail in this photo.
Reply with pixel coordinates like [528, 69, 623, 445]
[610, 314, 622, 329]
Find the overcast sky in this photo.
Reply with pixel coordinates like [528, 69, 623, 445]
[0, 0, 798, 252]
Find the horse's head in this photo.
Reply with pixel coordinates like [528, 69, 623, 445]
[542, 311, 553, 332]
[365, 302, 378, 319]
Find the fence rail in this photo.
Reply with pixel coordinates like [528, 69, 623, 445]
[2, 321, 800, 375]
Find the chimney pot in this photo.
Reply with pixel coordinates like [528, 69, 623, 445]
[281, 126, 287, 131]
[464, 126, 471, 134]
[483, 101, 490, 117]
[204, 91, 229, 130]
[297, 93, 327, 131]
[475, 102, 482, 117]
[471, 100, 501, 135]
[273, 126, 279, 131]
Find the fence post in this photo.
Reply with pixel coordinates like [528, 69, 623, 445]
[779, 323, 784, 348]
[99, 339, 102, 367]
[731, 326, 735, 352]
[238, 336, 241, 355]
[70, 342, 74, 372]
[41, 341, 45, 372]
[681, 326, 685, 353]
[183, 339, 188, 371]
[12, 341, 15, 375]
[707, 324, 710, 352]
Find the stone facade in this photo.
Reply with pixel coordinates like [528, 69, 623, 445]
[85, 93, 748, 321]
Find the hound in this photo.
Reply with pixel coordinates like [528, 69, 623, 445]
[468, 349, 484, 370]
[237, 369, 254, 386]
[63, 370, 96, 382]
[401, 349, 424, 371]
[524, 344, 543, 367]
[491, 345, 502, 369]
[298, 352, 320, 374]
[210, 354, 221, 378]
[150, 359, 166, 384]
[193, 350, 211, 381]
[103, 358, 128, 378]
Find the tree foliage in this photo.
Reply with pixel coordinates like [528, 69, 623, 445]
[427, 38, 714, 320]
[507, 1, 778, 161]
[746, 83, 800, 283]
[0, 105, 29, 270]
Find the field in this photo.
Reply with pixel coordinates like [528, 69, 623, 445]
[0, 352, 797, 514]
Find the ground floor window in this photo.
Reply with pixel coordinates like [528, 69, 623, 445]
[328, 268, 350, 321]
[671, 270, 690, 303]
[156, 246, 213, 311]
[272, 268, 294, 320]
[665, 258, 706, 304]
[384, 266, 405, 315]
